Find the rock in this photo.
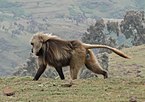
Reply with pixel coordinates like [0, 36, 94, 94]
[3, 86, 15, 96]
[129, 96, 137, 102]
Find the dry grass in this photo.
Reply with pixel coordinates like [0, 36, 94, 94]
[0, 77, 145, 102]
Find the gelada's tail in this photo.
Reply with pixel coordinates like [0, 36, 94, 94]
[83, 43, 130, 59]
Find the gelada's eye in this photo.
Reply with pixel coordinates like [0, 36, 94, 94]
[31, 43, 34, 45]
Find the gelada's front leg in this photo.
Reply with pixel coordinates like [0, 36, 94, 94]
[55, 67, 65, 80]
[33, 64, 47, 80]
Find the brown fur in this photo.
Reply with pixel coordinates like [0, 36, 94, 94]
[30, 32, 130, 80]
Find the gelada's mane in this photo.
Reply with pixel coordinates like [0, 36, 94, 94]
[34, 32, 61, 42]
[36, 32, 73, 66]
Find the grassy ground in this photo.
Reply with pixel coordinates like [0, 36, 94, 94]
[1, 45, 145, 102]
[0, 77, 145, 102]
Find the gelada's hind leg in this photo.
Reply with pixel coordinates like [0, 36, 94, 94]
[70, 48, 86, 80]
[70, 56, 86, 80]
[85, 49, 108, 79]
[70, 66, 81, 80]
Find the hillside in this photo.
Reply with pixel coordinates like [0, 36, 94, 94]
[109, 44, 145, 78]
[0, 0, 145, 75]
[0, 45, 145, 102]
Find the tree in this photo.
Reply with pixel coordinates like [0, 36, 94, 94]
[107, 21, 119, 36]
[120, 11, 145, 45]
[82, 19, 117, 53]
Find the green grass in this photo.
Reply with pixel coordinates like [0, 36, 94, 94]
[0, 77, 145, 102]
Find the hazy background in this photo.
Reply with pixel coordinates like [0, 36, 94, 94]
[0, 0, 145, 76]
